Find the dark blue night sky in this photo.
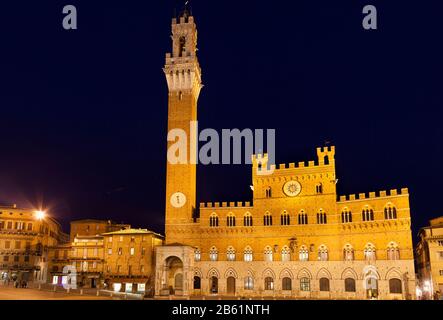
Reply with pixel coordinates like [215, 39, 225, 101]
[0, 1, 442, 239]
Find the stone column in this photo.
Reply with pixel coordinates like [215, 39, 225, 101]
[183, 267, 189, 296]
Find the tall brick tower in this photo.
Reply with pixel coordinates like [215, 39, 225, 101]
[163, 9, 202, 243]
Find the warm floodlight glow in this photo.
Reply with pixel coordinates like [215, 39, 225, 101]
[423, 281, 431, 292]
[416, 287, 422, 297]
[35, 210, 46, 220]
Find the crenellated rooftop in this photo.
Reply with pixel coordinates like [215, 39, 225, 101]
[251, 146, 336, 174]
[338, 188, 409, 202]
[200, 201, 252, 209]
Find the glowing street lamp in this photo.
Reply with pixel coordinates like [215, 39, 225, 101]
[35, 210, 46, 220]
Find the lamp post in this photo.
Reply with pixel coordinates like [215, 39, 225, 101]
[34, 210, 47, 284]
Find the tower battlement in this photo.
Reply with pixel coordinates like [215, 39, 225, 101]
[172, 15, 195, 25]
[251, 153, 269, 163]
[317, 146, 335, 165]
[164, 15, 202, 96]
[338, 188, 409, 202]
[251, 147, 336, 175]
[199, 201, 252, 209]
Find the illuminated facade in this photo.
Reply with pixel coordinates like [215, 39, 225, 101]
[48, 219, 129, 288]
[102, 229, 164, 294]
[416, 217, 443, 299]
[0, 205, 67, 283]
[47, 220, 163, 294]
[154, 12, 416, 300]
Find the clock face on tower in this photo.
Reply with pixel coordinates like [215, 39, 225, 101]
[283, 180, 302, 197]
[170, 192, 187, 208]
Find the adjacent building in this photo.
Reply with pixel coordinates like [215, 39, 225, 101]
[47, 220, 164, 294]
[102, 229, 164, 294]
[416, 216, 443, 299]
[155, 11, 416, 300]
[0, 205, 68, 283]
[69, 219, 130, 242]
[48, 219, 128, 289]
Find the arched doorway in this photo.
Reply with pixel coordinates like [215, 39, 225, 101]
[227, 277, 236, 295]
[164, 256, 184, 295]
[365, 276, 379, 299]
[210, 276, 218, 294]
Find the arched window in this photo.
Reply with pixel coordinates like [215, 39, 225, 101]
[194, 276, 201, 289]
[341, 208, 352, 223]
[384, 204, 398, 220]
[389, 278, 402, 294]
[227, 213, 236, 227]
[194, 248, 201, 262]
[264, 246, 273, 262]
[209, 247, 218, 261]
[209, 213, 219, 227]
[210, 276, 218, 294]
[264, 212, 273, 226]
[343, 244, 354, 261]
[318, 245, 328, 261]
[281, 246, 291, 262]
[364, 243, 376, 262]
[319, 278, 330, 291]
[282, 277, 292, 291]
[300, 278, 310, 291]
[264, 277, 274, 290]
[344, 278, 356, 292]
[244, 246, 253, 262]
[299, 246, 309, 261]
[244, 277, 254, 290]
[226, 246, 236, 261]
[265, 187, 272, 198]
[281, 211, 290, 226]
[298, 210, 308, 225]
[179, 36, 186, 57]
[316, 183, 323, 194]
[387, 242, 400, 260]
[317, 210, 327, 224]
[243, 213, 253, 227]
[362, 206, 374, 222]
